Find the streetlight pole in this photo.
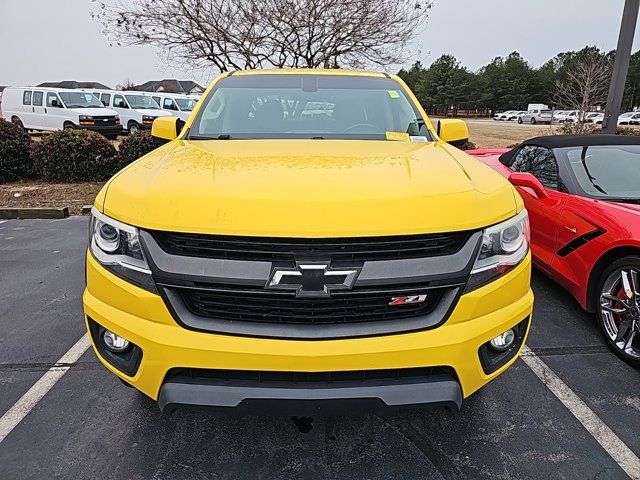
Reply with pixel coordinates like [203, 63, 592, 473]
[602, 0, 640, 134]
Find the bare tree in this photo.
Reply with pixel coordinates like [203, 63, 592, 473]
[554, 51, 612, 133]
[93, 0, 432, 72]
[116, 78, 136, 90]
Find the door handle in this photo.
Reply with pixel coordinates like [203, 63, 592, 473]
[32, 107, 35, 113]
[44, 108, 47, 114]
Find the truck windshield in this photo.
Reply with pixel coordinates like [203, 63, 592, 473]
[187, 74, 429, 141]
[175, 98, 198, 111]
[124, 95, 160, 109]
[58, 92, 104, 109]
[563, 145, 640, 200]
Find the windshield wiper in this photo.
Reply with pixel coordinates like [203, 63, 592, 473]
[611, 198, 640, 204]
[581, 146, 608, 195]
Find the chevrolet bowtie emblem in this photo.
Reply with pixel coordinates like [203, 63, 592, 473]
[267, 263, 359, 298]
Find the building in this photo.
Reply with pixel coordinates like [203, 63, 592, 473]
[132, 79, 205, 95]
[36, 81, 112, 90]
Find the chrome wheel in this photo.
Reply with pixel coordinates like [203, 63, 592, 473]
[600, 268, 640, 360]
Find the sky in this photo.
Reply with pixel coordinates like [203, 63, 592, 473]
[0, 0, 638, 88]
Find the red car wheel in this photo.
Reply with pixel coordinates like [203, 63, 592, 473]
[597, 256, 640, 369]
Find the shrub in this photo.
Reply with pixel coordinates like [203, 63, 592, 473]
[32, 130, 118, 182]
[116, 131, 158, 170]
[559, 123, 640, 137]
[0, 119, 33, 183]
[460, 140, 478, 150]
[616, 126, 640, 136]
[558, 122, 601, 136]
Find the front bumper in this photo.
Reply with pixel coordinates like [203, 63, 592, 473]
[157, 367, 464, 414]
[78, 124, 123, 135]
[83, 252, 533, 411]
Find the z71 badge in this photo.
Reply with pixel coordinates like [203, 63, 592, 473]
[389, 295, 428, 306]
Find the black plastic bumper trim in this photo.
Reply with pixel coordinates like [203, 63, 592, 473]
[158, 378, 462, 415]
[78, 125, 123, 134]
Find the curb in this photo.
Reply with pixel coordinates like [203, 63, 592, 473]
[0, 207, 70, 220]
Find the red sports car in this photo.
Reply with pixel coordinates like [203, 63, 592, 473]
[470, 135, 640, 368]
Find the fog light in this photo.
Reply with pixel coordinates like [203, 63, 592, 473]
[489, 329, 516, 351]
[102, 330, 130, 353]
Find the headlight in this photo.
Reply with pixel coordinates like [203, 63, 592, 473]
[142, 115, 155, 123]
[465, 210, 530, 292]
[89, 208, 156, 293]
[79, 115, 92, 121]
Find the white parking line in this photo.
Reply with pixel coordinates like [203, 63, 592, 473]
[0, 334, 90, 444]
[522, 346, 640, 480]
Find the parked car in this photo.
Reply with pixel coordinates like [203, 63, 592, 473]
[508, 111, 527, 121]
[518, 109, 552, 124]
[1, 87, 122, 139]
[628, 113, 640, 126]
[494, 110, 518, 121]
[83, 69, 534, 413]
[617, 112, 637, 125]
[88, 89, 172, 134]
[557, 110, 579, 123]
[150, 93, 199, 121]
[585, 112, 604, 124]
[552, 110, 566, 120]
[470, 135, 640, 368]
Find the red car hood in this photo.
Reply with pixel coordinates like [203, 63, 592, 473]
[466, 149, 512, 177]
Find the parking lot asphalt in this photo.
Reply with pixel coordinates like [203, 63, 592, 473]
[0, 218, 638, 480]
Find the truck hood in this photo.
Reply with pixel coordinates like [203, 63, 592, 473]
[101, 139, 518, 236]
[69, 107, 118, 116]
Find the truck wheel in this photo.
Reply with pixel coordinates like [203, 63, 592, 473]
[596, 256, 640, 369]
[11, 117, 25, 130]
[517, 118, 523, 124]
[530, 118, 536, 125]
[63, 121, 76, 130]
[128, 122, 140, 135]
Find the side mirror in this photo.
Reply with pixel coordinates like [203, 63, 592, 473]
[152, 116, 184, 144]
[508, 172, 548, 199]
[437, 119, 469, 147]
[51, 99, 61, 108]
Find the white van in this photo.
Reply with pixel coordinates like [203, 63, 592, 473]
[89, 89, 172, 134]
[1, 87, 122, 139]
[149, 93, 199, 121]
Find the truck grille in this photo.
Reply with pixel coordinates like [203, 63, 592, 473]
[166, 366, 456, 386]
[90, 115, 118, 125]
[151, 230, 472, 262]
[176, 285, 446, 325]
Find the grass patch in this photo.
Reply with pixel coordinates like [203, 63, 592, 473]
[0, 181, 103, 215]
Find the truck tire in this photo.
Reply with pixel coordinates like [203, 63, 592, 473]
[11, 116, 25, 129]
[128, 121, 140, 135]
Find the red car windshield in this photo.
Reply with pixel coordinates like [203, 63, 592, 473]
[563, 145, 640, 200]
